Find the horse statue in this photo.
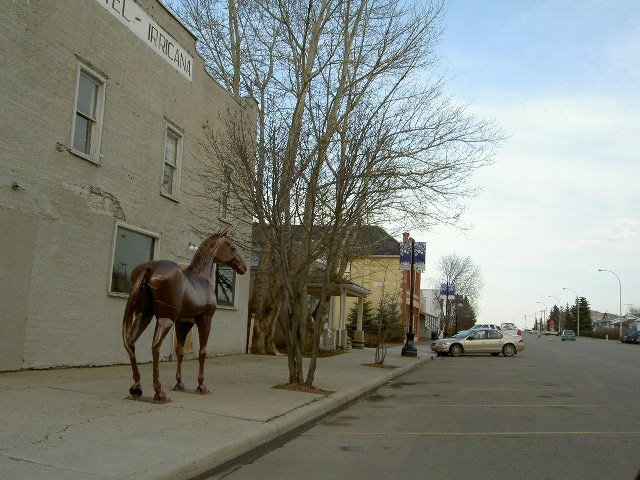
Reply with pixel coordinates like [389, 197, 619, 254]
[122, 229, 247, 402]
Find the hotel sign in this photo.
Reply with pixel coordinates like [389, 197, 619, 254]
[96, 0, 193, 81]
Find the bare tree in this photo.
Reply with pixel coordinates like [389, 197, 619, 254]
[435, 253, 483, 335]
[176, 0, 502, 387]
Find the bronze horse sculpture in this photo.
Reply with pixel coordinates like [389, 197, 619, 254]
[122, 230, 247, 402]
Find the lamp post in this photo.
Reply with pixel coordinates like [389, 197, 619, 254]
[548, 295, 561, 332]
[401, 237, 417, 357]
[536, 301, 547, 332]
[562, 288, 579, 337]
[598, 269, 622, 339]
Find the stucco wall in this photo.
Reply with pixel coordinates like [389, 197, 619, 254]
[339, 256, 403, 323]
[1, 0, 255, 370]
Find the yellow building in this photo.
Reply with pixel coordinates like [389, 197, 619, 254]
[337, 227, 422, 342]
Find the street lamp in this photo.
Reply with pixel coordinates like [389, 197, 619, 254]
[536, 301, 547, 332]
[562, 288, 579, 337]
[401, 237, 418, 357]
[598, 269, 622, 339]
[548, 295, 561, 332]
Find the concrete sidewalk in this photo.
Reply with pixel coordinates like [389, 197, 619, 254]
[0, 344, 434, 480]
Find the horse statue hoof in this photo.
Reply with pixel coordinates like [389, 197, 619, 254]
[154, 391, 169, 402]
[173, 382, 186, 391]
[196, 384, 209, 394]
[129, 384, 143, 397]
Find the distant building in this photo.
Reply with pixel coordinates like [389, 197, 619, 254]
[1, 0, 256, 371]
[591, 311, 614, 330]
[420, 289, 442, 339]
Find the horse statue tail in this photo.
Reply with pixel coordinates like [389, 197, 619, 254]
[122, 266, 151, 358]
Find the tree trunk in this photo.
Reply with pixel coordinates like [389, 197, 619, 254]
[305, 297, 327, 386]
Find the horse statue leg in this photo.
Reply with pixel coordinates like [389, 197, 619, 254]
[123, 266, 156, 398]
[195, 315, 212, 394]
[126, 311, 154, 397]
[151, 317, 174, 402]
[173, 321, 194, 391]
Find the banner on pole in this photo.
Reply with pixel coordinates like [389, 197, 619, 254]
[399, 242, 426, 271]
[440, 283, 456, 300]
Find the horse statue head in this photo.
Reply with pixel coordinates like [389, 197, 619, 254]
[187, 228, 247, 275]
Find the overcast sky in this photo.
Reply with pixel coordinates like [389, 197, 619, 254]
[418, 0, 640, 328]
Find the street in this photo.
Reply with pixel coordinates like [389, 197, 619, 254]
[204, 336, 640, 480]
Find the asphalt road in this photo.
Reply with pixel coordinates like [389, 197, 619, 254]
[205, 335, 640, 480]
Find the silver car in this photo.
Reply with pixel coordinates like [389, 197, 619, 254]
[431, 328, 525, 357]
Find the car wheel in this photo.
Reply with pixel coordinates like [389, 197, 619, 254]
[502, 344, 516, 357]
[449, 344, 463, 357]
[490, 353, 499, 357]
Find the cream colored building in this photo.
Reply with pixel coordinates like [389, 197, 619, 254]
[341, 228, 423, 341]
[347, 256, 404, 312]
[340, 227, 403, 332]
[1, 0, 256, 371]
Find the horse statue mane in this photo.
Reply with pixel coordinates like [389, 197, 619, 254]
[185, 228, 229, 274]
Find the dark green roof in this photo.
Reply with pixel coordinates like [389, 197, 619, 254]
[348, 225, 399, 257]
[251, 223, 399, 257]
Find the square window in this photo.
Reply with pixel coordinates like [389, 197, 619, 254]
[162, 127, 182, 198]
[110, 225, 158, 295]
[71, 66, 105, 163]
[215, 265, 236, 307]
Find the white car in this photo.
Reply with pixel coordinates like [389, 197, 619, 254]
[470, 323, 500, 331]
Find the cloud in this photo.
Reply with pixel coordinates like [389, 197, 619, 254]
[601, 218, 640, 242]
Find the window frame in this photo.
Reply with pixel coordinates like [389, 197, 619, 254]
[70, 63, 106, 164]
[214, 264, 237, 309]
[161, 124, 183, 201]
[108, 222, 160, 297]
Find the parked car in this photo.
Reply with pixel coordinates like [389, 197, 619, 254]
[470, 323, 500, 331]
[430, 328, 525, 357]
[560, 329, 576, 341]
[500, 322, 523, 336]
[621, 331, 640, 344]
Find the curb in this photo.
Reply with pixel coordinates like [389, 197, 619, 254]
[186, 354, 433, 480]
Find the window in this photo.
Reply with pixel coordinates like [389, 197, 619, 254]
[110, 225, 158, 295]
[71, 65, 105, 163]
[162, 127, 182, 199]
[215, 265, 236, 307]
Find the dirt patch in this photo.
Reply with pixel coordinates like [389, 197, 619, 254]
[362, 363, 398, 369]
[274, 383, 335, 396]
[302, 349, 348, 358]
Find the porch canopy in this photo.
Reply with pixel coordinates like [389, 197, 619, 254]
[307, 279, 370, 349]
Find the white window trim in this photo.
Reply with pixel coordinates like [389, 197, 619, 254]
[161, 124, 183, 202]
[108, 222, 160, 298]
[70, 63, 106, 165]
[215, 264, 238, 309]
